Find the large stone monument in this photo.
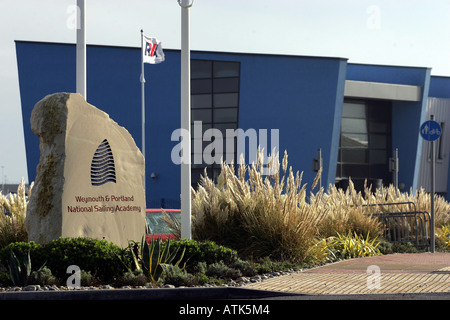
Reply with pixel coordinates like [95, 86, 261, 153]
[26, 93, 146, 248]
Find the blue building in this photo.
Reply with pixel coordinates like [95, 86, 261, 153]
[15, 41, 450, 207]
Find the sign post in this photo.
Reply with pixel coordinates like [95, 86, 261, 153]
[389, 148, 399, 196]
[420, 115, 442, 253]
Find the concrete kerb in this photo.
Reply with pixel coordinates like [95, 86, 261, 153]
[1, 287, 450, 300]
[0, 287, 302, 300]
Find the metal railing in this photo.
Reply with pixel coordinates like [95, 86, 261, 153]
[360, 202, 431, 249]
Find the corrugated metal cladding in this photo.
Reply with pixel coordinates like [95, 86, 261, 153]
[418, 98, 450, 193]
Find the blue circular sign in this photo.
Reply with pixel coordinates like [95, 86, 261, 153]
[420, 120, 442, 141]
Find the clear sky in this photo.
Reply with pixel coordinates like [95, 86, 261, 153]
[0, 0, 449, 184]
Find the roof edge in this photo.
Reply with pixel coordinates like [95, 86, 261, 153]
[14, 40, 349, 62]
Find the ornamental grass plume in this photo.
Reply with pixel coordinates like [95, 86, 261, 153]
[0, 178, 33, 249]
[412, 188, 450, 227]
[363, 182, 450, 226]
[185, 149, 450, 263]
[191, 149, 329, 263]
[317, 182, 383, 241]
[321, 180, 450, 243]
[361, 182, 450, 231]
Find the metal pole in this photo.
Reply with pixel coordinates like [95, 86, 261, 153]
[1, 166, 4, 193]
[76, 0, 86, 98]
[389, 148, 399, 196]
[318, 148, 322, 189]
[140, 30, 146, 194]
[430, 115, 436, 253]
[140, 30, 146, 156]
[179, 0, 193, 239]
[393, 148, 399, 189]
[393, 148, 399, 196]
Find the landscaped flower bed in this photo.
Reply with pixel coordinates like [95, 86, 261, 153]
[1, 151, 449, 289]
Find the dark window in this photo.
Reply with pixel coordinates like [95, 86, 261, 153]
[192, 94, 212, 109]
[213, 78, 240, 93]
[191, 109, 212, 123]
[336, 100, 392, 185]
[213, 93, 239, 108]
[213, 61, 240, 78]
[191, 60, 212, 79]
[191, 79, 212, 94]
[190, 60, 240, 187]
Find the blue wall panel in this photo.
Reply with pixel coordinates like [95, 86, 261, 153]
[16, 42, 76, 183]
[429, 76, 450, 98]
[236, 54, 347, 190]
[347, 63, 429, 86]
[17, 42, 348, 207]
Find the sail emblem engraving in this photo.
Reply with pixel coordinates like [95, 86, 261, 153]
[91, 139, 117, 186]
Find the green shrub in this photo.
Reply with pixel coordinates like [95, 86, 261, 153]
[194, 272, 210, 286]
[0, 264, 9, 286]
[391, 241, 420, 253]
[0, 243, 42, 286]
[1, 237, 130, 284]
[249, 256, 300, 274]
[205, 261, 241, 279]
[0, 241, 42, 268]
[159, 264, 196, 287]
[169, 239, 238, 271]
[229, 258, 258, 277]
[30, 266, 59, 286]
[113, 269, 148, 287]
[39, 237, 129, 283]
[79, 270, 102, 287]
[377, 241, 394, 255]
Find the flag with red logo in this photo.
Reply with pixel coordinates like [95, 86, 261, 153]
[142, 35, 165, 64]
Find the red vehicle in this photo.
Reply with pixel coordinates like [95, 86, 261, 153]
[145, 208, 181, 241]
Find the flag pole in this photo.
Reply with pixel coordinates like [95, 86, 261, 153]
[140, 29, 146, 157]
[178, 0, 193, 239]
[76, 0, 86, 98]
[140, 29, 146, 196]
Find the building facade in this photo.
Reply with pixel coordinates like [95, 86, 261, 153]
[15, 41, 450, 207]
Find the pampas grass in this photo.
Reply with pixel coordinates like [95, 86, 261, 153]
[0, 179, 33, 248]
[317, 181, 383, 240]
[191, 149, 329, 262]
[187, 148, 450, 263]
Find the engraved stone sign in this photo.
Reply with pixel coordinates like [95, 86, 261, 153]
[26, 93, 146, 248]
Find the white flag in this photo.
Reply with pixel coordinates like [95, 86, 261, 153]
[142, 35, 165, 64]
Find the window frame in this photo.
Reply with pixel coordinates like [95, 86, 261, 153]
[190, 59, 241, 187]
[336, 99, 392, 183]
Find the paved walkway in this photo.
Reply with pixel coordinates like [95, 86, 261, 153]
[245, 253, 450, 295]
